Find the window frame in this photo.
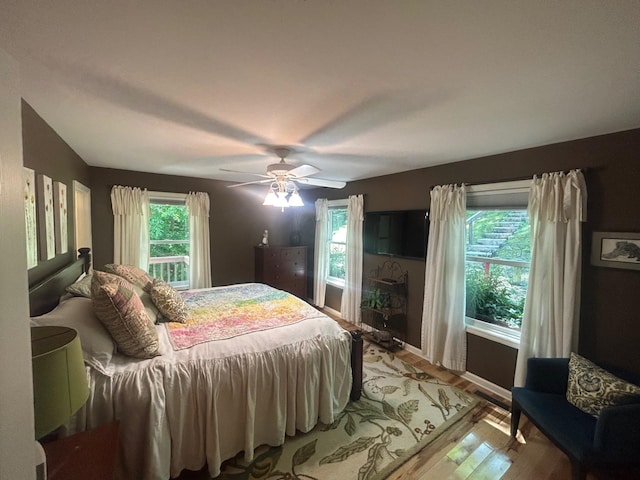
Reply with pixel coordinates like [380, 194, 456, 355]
[464, 180, 531, 349]
[326, 199, 348, 289]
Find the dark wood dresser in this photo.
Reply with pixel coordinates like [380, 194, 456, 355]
[255, 246, 307, 299]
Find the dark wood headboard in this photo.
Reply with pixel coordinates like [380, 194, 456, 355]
[28, 248, 92, 317]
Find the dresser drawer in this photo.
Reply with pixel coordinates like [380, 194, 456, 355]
[255, 246, 307, 299]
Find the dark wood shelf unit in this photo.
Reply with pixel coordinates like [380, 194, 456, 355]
[255, 246, 307, 299]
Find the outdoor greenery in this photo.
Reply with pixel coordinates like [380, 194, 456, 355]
[148, 203, 190, 285]
[465, 209, 530, 329]
[149, 204, 189, 257]
[328, 208, 347, 280]
[465, 266, 526, 328]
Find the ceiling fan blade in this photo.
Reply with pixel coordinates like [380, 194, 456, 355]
[220, 168, 271, 178]
[296, 177, 346, 189]
[288, 164, 321, 178]
[226, 179, 273, 188]
[300, 91, 438, 147]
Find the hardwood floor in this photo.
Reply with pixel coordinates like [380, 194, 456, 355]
[176, 317, 640, 480]
[338, 318, 640, 480]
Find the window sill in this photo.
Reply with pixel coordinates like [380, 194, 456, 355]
[465, 317, 520, 350]
[326, 278, 345, 289]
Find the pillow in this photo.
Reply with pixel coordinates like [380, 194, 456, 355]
[566, 352, 640, 417]
[92, 270, 163, 324]
[150, 278, 188, 323]
[30, 296, 115, 371]
[103, 264, 154, 292]
[92, 276, 160, 359]
[66, 272, 93, 298]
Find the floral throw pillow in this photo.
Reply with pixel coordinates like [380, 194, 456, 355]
[566, 352, 640, 417]
[150, 278, 188, 323]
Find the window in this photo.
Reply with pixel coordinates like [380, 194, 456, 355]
[464, 181, 531, 347]
[327, 201, 348, 287]
[148, 192, 190, 289]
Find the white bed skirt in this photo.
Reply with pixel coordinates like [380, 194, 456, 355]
[73, 318, 352, 480]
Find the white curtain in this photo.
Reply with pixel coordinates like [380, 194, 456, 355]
[313, 199, 329, 308]
[340, 194, 364, 324]
[514, 170, 587, 386]
[111, 185, 150, 269]
[421, 184, 467, 372]
[186, 192, 212, 289]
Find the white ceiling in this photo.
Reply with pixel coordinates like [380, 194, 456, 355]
[1, 0, 639, 185]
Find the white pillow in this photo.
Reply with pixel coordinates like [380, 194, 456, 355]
[65, 272, 93, 298]
[30, 296, 115, 371]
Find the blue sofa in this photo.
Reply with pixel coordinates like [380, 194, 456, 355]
[511, 357, 640, 480]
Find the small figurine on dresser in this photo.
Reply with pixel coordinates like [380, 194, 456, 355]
[259, 229, 269, 247]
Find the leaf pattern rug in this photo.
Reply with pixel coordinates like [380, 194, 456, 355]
[214, 342, 479, 480]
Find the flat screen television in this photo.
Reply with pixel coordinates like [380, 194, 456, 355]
[364, 209, 429, 260]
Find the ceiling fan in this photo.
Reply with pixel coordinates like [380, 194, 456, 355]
[223, 147, 345, 209]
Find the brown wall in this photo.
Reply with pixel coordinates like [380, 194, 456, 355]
[306, 128, 640, 387]
[21, 100, 91, 286]
[466, 334, 518, 388]
[89, 168, 292, 286]
[21, 100, 640, 387]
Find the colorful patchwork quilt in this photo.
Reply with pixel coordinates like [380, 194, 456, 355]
[165, 283, 319, 350]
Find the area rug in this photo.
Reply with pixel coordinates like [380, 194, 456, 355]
[215, 342, 479, 480]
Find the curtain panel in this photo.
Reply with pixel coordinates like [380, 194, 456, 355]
[313, 199, 329, 308]
[421, 184, 467, 372]
[186, 192, 212, 289]
[111, 185, 150, 269]
[514, 170, 587, 386]
[340, 194, 364, 324]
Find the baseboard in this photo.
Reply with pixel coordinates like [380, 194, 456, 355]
[460, 371, 512, 402]
[322, 306, 342, 319]
[402, 342, 422, 357]
[398, 343, 512, 403]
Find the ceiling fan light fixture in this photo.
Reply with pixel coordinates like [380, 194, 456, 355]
[289, 190, 304, 207]
[274, 191, 290, 208]
[262, 190, 277, 206]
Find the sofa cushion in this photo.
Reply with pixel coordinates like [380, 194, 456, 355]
[512, 387, 597, 462]
[567, 352, 640, 417]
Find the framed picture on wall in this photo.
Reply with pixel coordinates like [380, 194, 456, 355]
[591, 231, 640, 271]
[24, 167, 38, 268]
[37, 173, 55, 261]
[54, 181, 68, 254]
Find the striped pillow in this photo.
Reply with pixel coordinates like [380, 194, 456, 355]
[104, 264, 154, 292]
[91, 274, 160, 358]
[93, 270, 162, 324]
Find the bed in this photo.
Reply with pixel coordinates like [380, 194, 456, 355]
[29, 251, 362, 480]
